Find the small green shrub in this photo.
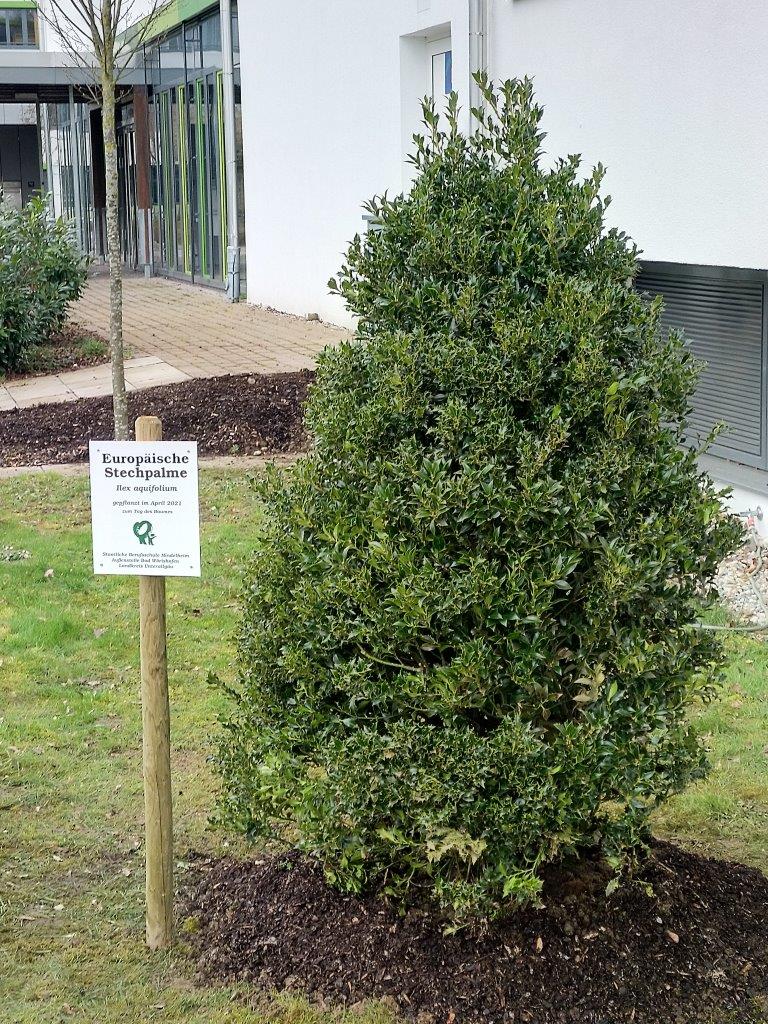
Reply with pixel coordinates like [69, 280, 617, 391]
[0, 194, 88, 371]
[216, 78, 741, 919]
[17, 332, 108, 375]
[78, 335, 108, 360]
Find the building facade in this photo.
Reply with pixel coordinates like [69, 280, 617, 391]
[0, 2, 43, 208]
[235, 0, 768, 517]
[20, 0, 244, 293]
[1, 0, 767, 516]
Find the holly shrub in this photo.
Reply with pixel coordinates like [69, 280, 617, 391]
[216, 78, 741, 919]
[0, 194, 87, 372]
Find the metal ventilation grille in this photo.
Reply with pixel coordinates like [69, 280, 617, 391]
[638, 266, 767, 469]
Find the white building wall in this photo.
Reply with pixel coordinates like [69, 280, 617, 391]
[237, 0, 473, 324]
[491, 0, 768, 273]
[238, 0, 768, 325]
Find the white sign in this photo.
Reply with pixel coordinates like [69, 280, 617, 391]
[89, 441, 201, 578]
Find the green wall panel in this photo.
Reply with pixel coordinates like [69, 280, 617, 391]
[145, 0, 217, 41]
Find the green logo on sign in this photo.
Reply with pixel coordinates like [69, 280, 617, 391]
[133, 521, 156, 546]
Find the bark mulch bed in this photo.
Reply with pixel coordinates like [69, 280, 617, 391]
[3, 322, 109, 380]
[0, 370, 313, 467]
[182, 842, 768, 1024]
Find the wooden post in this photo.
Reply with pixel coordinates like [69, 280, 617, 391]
[136, 415, 174, 949]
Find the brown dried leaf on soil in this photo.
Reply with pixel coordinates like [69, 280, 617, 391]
[3, 322, 109, 381]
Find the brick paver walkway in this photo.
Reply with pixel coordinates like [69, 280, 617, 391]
[74, 273, 349, 378]
[0, 273, 350, 410]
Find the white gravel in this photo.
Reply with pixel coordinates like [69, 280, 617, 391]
[714, 532, 768, 624]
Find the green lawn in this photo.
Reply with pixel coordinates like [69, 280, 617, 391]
[1, 470, 766, 1023]
[0, 472, 391, 1024]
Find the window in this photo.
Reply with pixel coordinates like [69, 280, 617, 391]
[0, 9, 40, 48]
[160, 28, 183, 53]
[26, 8, 36, 46]
[638, 262, 768, 469]
[201, 12, 221, 52]
[426, 34, 452, 126]
[185, 21, 202, 72]
[8, 11, 23, 45]
[146, 4, 242, 287]
[431, 49, 452, 98]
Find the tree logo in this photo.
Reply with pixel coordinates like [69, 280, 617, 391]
[133, 521, 156, 546]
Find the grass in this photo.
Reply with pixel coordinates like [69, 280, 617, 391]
[1, 470, 766, 1022]
[0, 471, 392, 1024]
[654, 623, 768, 870]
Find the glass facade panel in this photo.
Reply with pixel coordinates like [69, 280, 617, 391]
[159, 28, 185, 87]
[0, 8, 40, 47]
[158, 90, 175, 269]
[185, 21, 202, 72]
[161, 27, 183, 53]
[42, 3, 243, 290]
[431, 50, 453, 98]
[142, 4, 238, 287]
[25, 9, 36, 46]
[232, 4, 239, 66]
[0, 8, 41, 47]
[0, 8, 41, 48]
[206, 74, 222, 280]
[46, 102, 96, 255]
[201, 12, 220, 52]
[8, 12, 24, 46]
[177, 84, 191, 274]
[190, 77, 210, 278]
[117, 105, 138, 266]
[169, 87, 182, 270]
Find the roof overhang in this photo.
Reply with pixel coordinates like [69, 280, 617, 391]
[0, 50, 143, 103]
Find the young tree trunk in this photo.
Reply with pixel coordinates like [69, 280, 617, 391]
[101, 70, 129, 441]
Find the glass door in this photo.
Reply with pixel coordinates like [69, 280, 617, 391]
[157, 90, 176, 272]
[117, 120, 139, 268]
[176, 84, 191, 275]
[187, 73, 227, 282]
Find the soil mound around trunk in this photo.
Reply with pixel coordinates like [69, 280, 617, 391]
[182, 841, 768, 1024]
[0, 371, 313, 466]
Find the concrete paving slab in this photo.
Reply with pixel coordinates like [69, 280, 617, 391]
[125, 355, 163, 367]
[57, 366, 112, 386]
[123, 366, 191, 386]
[7, 378, 74, 401]
[68, 384, 115, 399]
[15, 392, 75, 408]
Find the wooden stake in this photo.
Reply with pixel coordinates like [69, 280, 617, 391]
[136, 415, 174, 950]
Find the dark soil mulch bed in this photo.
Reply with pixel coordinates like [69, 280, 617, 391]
[3, 322, 109, 380]
[182, 842, 768, 1024]
[0, 370, 313, 466]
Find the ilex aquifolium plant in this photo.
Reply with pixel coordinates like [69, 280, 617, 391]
[216, 77, 741, 920]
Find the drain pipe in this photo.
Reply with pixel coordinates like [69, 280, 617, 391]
[220, 0, 241, 301]
[468, 0, 489, 127]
